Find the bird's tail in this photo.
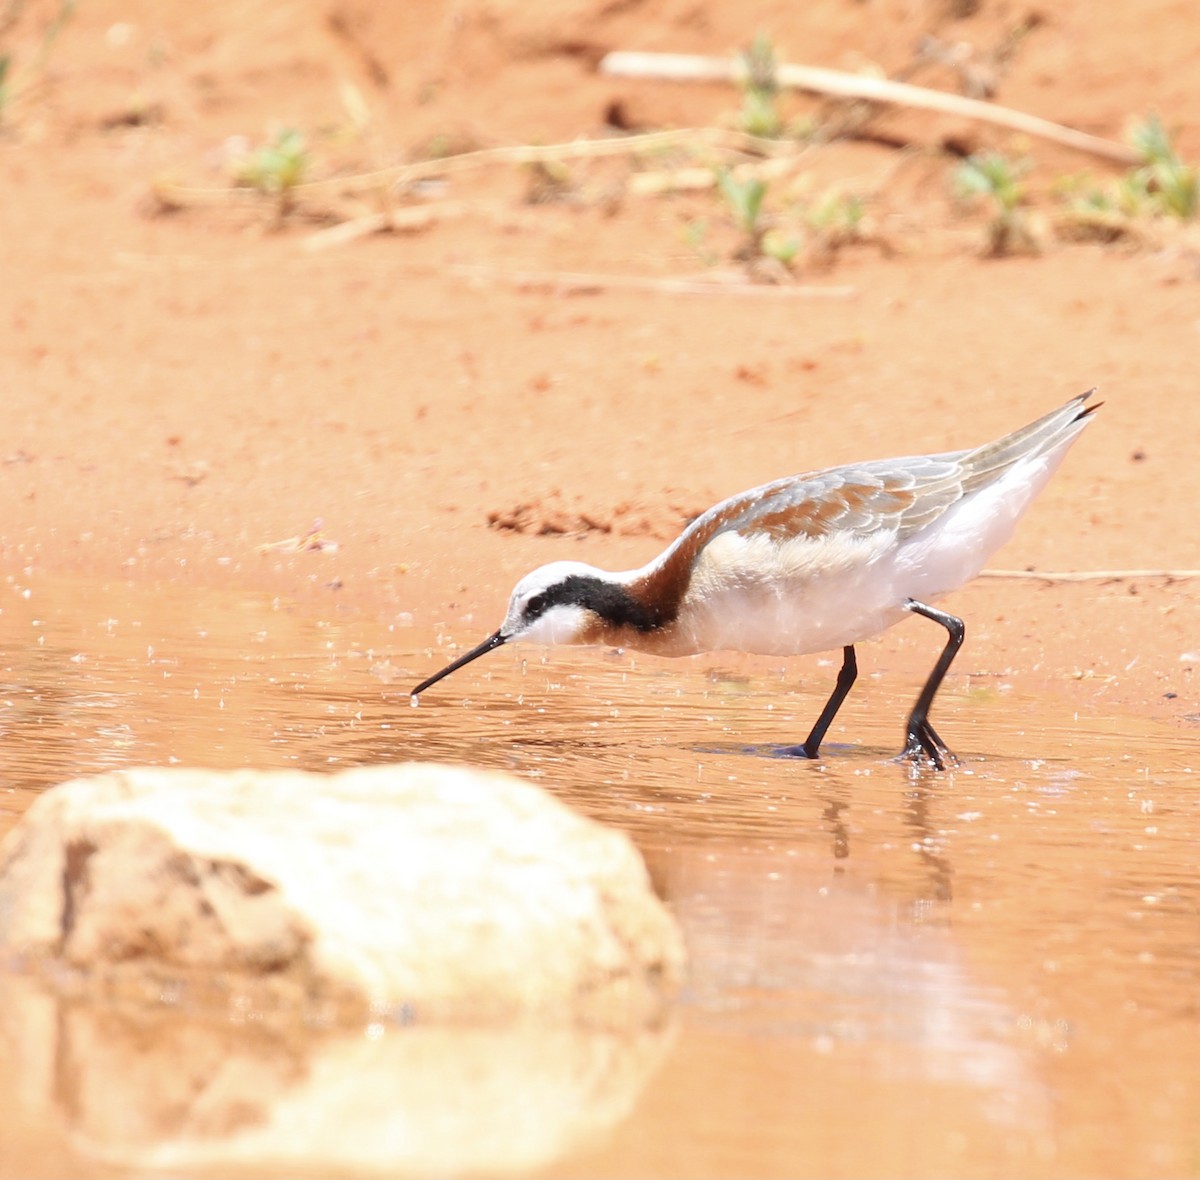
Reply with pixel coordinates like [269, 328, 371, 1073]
[962, 388, 1099, 490]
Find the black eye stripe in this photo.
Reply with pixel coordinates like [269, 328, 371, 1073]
[522, 576, 665, 633]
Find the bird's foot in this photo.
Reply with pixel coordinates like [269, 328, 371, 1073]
[900, 721, 959, 771]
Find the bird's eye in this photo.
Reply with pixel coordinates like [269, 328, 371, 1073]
[525, 593, 547, 618]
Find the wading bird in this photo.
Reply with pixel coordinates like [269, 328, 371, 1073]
[412, 392, 1097, 768]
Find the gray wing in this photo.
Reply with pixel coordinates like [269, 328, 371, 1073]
[713, 390, 1097, 545]
[713, 454, 971, 543]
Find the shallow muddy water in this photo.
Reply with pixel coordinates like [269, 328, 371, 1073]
[1, 575, 1197, 1179]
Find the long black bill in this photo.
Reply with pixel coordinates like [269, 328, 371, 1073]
[411, 630, 507, 698]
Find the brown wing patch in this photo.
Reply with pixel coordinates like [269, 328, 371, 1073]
[745, 480, 920, 541]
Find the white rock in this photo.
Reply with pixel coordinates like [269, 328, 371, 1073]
[0, 763, 684, 1025]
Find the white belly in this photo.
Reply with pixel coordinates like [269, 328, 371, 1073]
[662, 528, 912, 656]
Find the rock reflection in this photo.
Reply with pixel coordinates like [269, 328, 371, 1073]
[0, 970, 674, 1177]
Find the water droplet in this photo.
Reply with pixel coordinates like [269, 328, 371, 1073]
[409, 694, 420, 709]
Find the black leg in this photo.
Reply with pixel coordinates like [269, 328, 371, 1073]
[902, 600, 965, 770]
[799, 645, 857, 759]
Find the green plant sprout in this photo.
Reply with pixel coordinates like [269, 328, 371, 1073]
[805, 192, 866, 248]
[715, 171, 872, 273]
[760, 228, 801, 266]
[736, 33, 782, 138]
[717, 169, 766, 237]
[1052, 173, 1133, 243]
[1054, 116, 1197, 243]
[233, 128, 310, 206]
[715, 169, 806, 274]
[717, 167, 769, 260]
[954, 151, 1039, 256]
[1124, 113, 1198, 219]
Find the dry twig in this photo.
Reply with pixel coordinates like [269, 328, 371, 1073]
[439, 264, 856, 297]
[302, 202, 471, 251]
[981, 568, 1200, 583]
[601, 51, 1140, 165]
[152, 126, 803, 215]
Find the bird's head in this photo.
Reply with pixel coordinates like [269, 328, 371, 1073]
[498, 560, 611, 645]
[411, 561, 619, 698]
